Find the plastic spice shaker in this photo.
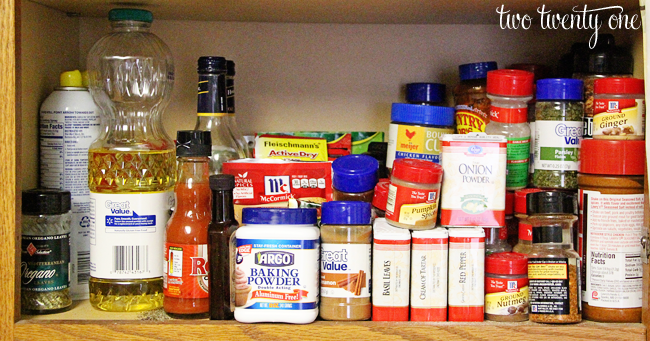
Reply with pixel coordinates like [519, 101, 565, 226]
[485, 69, 534, 190]
[533, 78, 584, 190]
[485, 252, 529, 322]
[406, 83, 446, 105]
[593, 77, 645, 140]
[453, 61, 498, 134]
[527, 191, 578, 250]
[512, 188, 543, 255]
[385, 159, 443, 230]
[578, 139, 644, 322]
[485, 226, 511, 256]
[332, 154, 379, 202]
[320, 201, 372, 321]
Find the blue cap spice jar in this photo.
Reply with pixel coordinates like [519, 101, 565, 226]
[332, 154, 379, 202]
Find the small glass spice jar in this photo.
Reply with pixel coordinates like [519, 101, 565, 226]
[453, 61, 498, 134]
[385, 159, 443, 230]
[21, 189, 73, 314]
[593, 77, 645, 140]
[484, 227, 511, 256]
[485, 252, 529, 322]
[512, 188, 543, 255]
[332, 154, 379, 202]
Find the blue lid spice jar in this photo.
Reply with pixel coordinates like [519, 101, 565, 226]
[332, 154, 379, 202]
[406, 83, 446, 106]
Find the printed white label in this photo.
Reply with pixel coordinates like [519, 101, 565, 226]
[448, 242, 484, 307]
[89, 191, 172, 279]
[372, 244, 410, 307]
[321, 244, 371, 298]
[410, 244, 448, 309]
[534, 120, 582, 171]
[581, 190, 644, 308]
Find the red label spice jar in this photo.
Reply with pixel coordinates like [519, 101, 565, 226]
[579, 139, 645, 322]
[512, 188, 543, 255]
[485, 252, 529, 322]
[385, 159, 443, 230]
[593, 78, 644, 140]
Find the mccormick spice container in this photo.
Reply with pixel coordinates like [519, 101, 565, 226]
[533, 79, 584, 190]
[386, 103, 455, 170]
[578, 139, 644, 322]
[440, 133, 507, 227]
[448, 227, 485, 322]
[320, 201, 372, 321]
[593, 78, 645, 140]
[406, 83, 446, 106]
[453, 61, 498, 134]
[372, 218, 411, 321]
[332, 154, 379, 202]
[234, 208, 319, 324]
[21, 189, 72, 314]
[385, 159, 443, 230]
[410, 228, 448, 321]
[485, 69, 534, 190]
[485, 252, 529, 322]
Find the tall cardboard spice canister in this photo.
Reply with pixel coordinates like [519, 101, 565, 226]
[578, 139, 644, 322]
[372, 218, 411, 321]
[410, 227, 448, 321]
[448, 227, 485, 321]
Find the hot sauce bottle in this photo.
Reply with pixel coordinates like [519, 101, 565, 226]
[163, 131, 212, 316]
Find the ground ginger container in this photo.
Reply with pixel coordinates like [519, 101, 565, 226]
[593, 78, 645, 140]
[320, 201, 372, 321]
[385, 159, 443, 230]
[578, 139, 644, 322]
[485, 252, 529, 322]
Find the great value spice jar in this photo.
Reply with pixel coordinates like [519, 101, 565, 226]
[332, 154, 379, 202]
[593, 78, 645, 140]
[485, 252, 529, 322]
[234, 208, 319, 324]
[320, 201, 372, 321]
[386, 103, 454, 169]
[578, 139, 644, 322]
[385, 158, 443, 230]
[410, 227, 448, 321]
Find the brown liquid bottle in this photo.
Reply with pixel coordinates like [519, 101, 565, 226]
[208, 174, 238, 320]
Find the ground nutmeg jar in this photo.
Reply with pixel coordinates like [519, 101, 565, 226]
[485, 252, 529, 322]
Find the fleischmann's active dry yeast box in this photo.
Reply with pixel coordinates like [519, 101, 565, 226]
[440, 133, 507, 227]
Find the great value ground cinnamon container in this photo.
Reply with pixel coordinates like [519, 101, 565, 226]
[578, 139, 644, 322]
[385, 159, 443, 230]
[410, 227, 448, 321]
[485, 252, 529, 322]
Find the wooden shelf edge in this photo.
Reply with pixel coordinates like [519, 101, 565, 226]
[14, 320, 646, 341]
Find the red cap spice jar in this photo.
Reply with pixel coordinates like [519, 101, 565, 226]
[485, 252, 529, 322]
[578, 139, 644, 323]
[371, 179, 390, 218]
[512, 188, 543, 255]
[593, 78, 645, 140]
[385, 159, 443, 230]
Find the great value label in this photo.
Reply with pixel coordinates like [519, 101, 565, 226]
[321, 244, 371, 298]
[534, 120, 582, 171]
[386, 123, 453, 168]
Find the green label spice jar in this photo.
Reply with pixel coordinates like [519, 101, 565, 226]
[533, 79, 584, 190]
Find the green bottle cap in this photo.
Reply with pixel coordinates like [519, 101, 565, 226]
[60, 70, 82, 87]
[109, 8, 153, 23]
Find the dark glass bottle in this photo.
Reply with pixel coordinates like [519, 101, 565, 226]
[208, 174, 238, 320]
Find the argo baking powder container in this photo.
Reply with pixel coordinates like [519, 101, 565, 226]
[234, 208, 320, 324]
[386, 103, 455, 169]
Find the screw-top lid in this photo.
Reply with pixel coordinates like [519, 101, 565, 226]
[459, 61, 498, 81]
[321, 201, 372, 225]
[514, 188, 543, 215]
[527, 191, 577, 216]
[391, 159, 443, 184]
[587, 47, 633, 75]
[580, 139, 645, 175]
[505, 191, 514, 215]
[81, 70, 89, 87]
[332, 154, 379, 193]
[372, 179, 390, 211]
[242, 208, 317, 225]
[487, 69, 534, 97]
[405, 83, 446, 104]
[391, 103, 455, 126]
[536, 78, 584, 101]
[226, 60, 236, 77]
[22, 189, 71, 215]
[176, 130, 211, 157]
[486, 252, 528, 275]
[209, 174, 235, 191]
[594, 77, 644, 95]
[533, 224, 564, 243]
[60, 70, 83, 87]
[198, 56, 227, 74]
[109, 8, 153, 23]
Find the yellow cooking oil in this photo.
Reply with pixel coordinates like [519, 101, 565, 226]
[88, 148, 175, 311]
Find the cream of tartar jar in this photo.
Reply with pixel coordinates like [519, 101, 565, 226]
[385, 158, 443, 230]
[234, 207, 320, 324]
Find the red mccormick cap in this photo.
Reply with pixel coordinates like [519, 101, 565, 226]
[514, 188, 543, 215]
[391, 159, 443, 184]
[505, 191, 514, 215]
[486, 252, 528, 275]
[580, 139, 645, 175]
[372, 179, 390, 211]
[487, 69, 534, 97]
[594, 77, 644, 95]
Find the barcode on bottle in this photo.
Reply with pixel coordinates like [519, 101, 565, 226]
[113, 245, 149, 273]
[385, 184, 396, 214]
[77, 251, 90, 284]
